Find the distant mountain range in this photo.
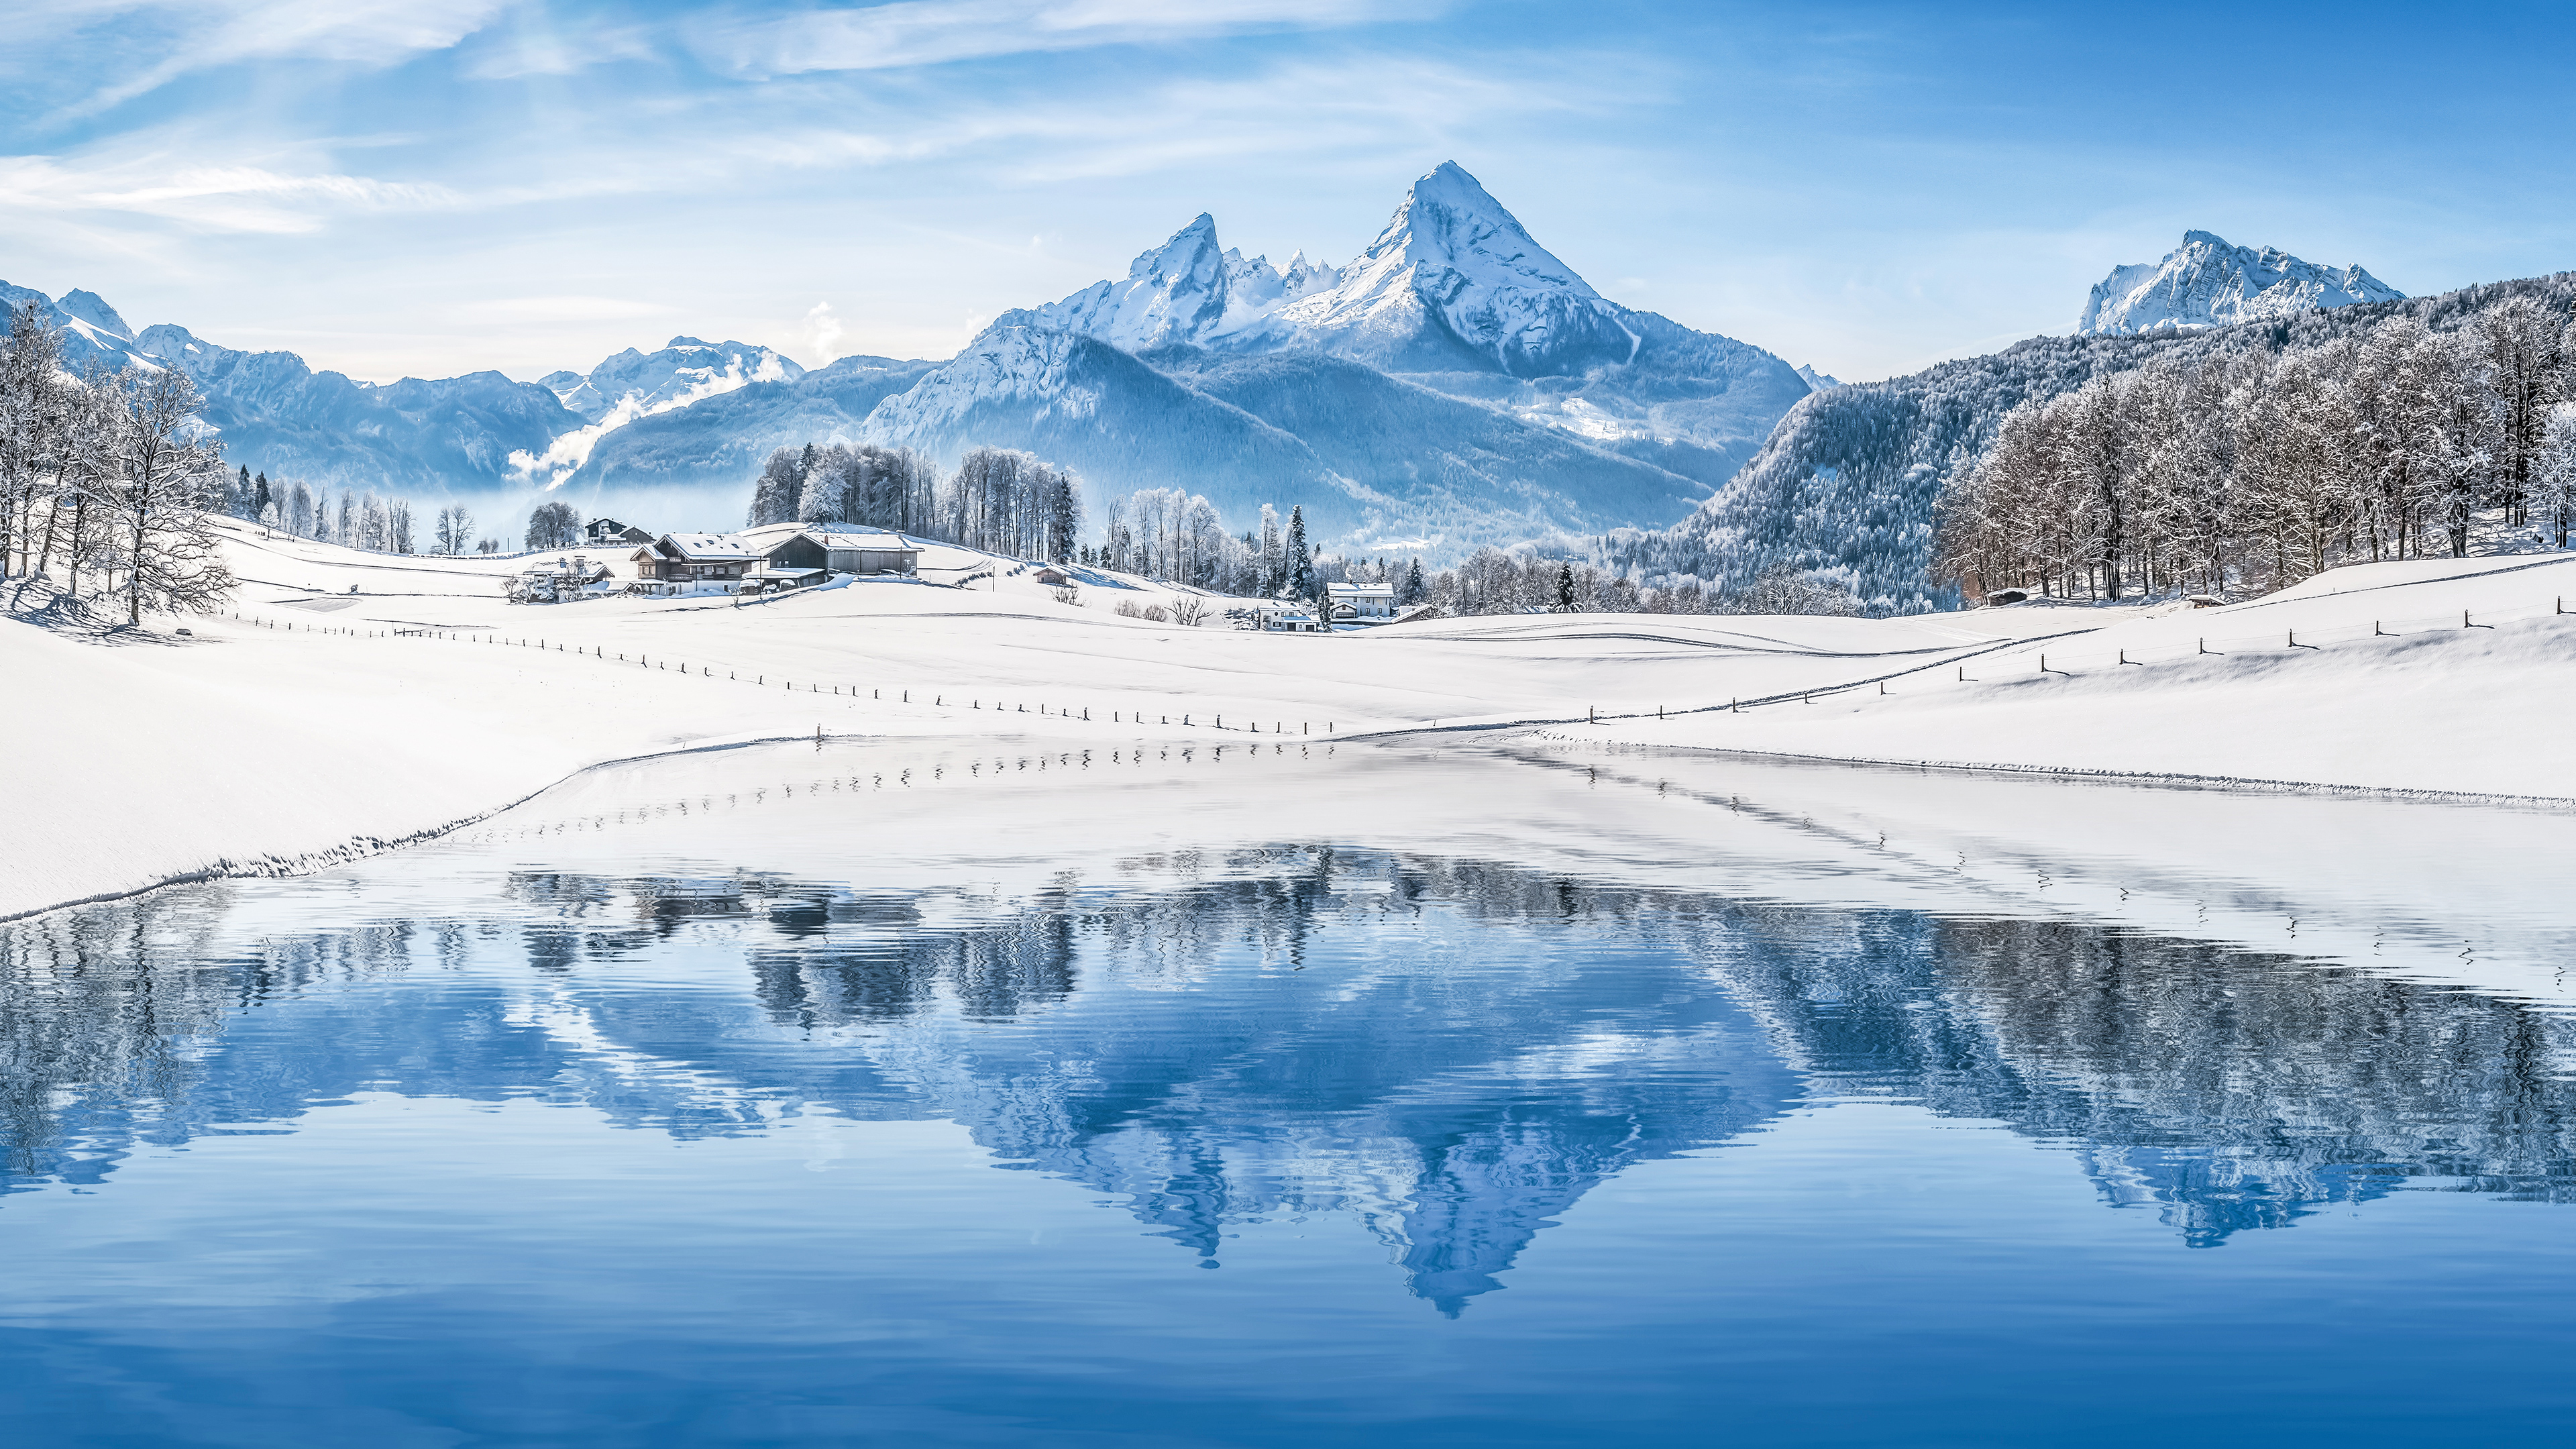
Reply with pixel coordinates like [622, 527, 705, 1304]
[1, 164, 1816, 559]
[2, 208, 2419, 567]
[2076, 230, 2403, 336]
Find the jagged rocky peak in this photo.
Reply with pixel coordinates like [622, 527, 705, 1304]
[1007, 160, 1630, 374]
[1796, 364, 1841, 391]
[1366, 159, 1599, 300]
[1256, 160, 1642, 376]
[2078, 230, 2404, 335]
[1016, 213, 1345, 350]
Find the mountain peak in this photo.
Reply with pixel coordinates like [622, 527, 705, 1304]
[1130, 213, 1222, 282]
[58, 289, 135, 343]
[2078, 231, 2402, 335]
[1366, 161, 1599, 301]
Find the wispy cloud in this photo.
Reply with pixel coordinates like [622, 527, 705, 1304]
[702, 50, 1616, 187]
[690, 0, 1442, 76]
[460, 17, 661, 80]
[35, 0, 506, 117]
[0, 150, 460, 233]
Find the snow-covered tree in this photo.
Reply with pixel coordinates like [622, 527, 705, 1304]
[748, 446, 807, 526]
[2536, 402, 2576, 550]
[103, 365, 235, 623]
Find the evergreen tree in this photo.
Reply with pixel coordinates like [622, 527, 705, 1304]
[1283, 504, 1316, 602]
[1401, 556, 1426, 604]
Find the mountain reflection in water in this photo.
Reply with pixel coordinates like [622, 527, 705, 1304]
[7, 845, 2573, 1318]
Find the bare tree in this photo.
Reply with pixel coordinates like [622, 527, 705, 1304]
[525, 500, 580, 550]
[105, 366, 235, 623]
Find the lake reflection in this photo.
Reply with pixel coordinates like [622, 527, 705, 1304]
[5, 749, 2576, 1446]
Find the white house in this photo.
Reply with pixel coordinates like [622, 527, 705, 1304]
[1325, 582, 1397, 621]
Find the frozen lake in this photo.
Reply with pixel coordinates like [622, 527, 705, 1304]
[5, 739, 2574, 1446]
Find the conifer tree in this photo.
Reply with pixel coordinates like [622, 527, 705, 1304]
[1283, 504, 1316, 602]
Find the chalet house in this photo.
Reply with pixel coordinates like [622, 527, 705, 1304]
[586, 517, 653, 546]
[632, 533, 755, 587]
[632, 526, 925, 595]
[733, 523, 924, 585]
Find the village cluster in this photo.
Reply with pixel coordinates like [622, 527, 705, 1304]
[500, 515, 1411, 631]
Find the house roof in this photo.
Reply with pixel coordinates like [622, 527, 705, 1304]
[660, 532, 753, 560]
[1326, 581, 1393, 595]
[801, 530, 919, 551]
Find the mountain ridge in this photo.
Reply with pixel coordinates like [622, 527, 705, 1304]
[2078, 230, 2403, 335]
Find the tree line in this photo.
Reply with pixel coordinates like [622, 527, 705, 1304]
[0, 303, 235, 622]
[1937, 295, 2576, 600]
[743, 433, 1878, 619]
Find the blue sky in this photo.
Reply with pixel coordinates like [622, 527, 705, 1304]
[5, 1, 2573, 384]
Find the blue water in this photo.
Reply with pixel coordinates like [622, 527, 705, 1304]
[5, 792, 2575, 1445]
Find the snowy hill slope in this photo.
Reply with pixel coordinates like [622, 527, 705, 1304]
[1146, 346, 1713, 543]
[8, 523, 2575, 930]
[853, 325, 1352, 527]
[551, 354, 939, 512]
[2078, 231, 2402, 335]
[1613, 270, 2575, 612]
[1563, 551, 2576, 805]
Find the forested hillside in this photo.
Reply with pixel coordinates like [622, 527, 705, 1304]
[1611, 272, 2576, 613]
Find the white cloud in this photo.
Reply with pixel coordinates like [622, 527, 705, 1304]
[0, 152, 460, 233]
[802, 301, 845, 364]
[692, 0, 1441, 76]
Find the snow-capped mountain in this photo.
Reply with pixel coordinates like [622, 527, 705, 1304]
[842, 162, 1812, 549]
[979, 163, 1809, 488]
[1234, 161, 1637, 376]
[1, 164, 1810, 555]
[1, 281, 162, 372]
[2077, 231, 2403, 335]
[1004, 213, 1342, 350]
[1, 277, 582, 494]
[538, 337, 804, 422]
[1796, 365, 1841, 390]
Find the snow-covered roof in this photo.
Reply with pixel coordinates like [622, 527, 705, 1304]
[1326, 582, 1393, 596]
[801, 530, 919, 551]
[661, 532, 753, 560]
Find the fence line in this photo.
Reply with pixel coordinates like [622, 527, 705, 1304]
[226, 610, 1342, 737]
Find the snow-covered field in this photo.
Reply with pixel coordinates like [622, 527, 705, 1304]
[3, 518, 2570, 920]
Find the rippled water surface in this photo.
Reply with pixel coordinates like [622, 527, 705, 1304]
[5, 742, 2574, 1446]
